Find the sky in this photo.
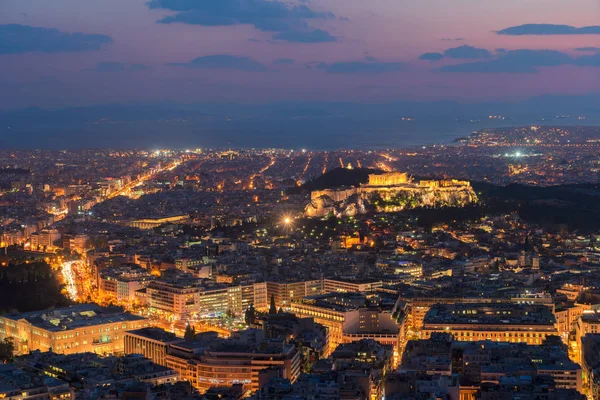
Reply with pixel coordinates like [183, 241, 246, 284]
[1, 0, 600, 109]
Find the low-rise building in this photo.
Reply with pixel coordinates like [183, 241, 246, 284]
[98, 264, 154, 303]
[0, 304, 149, 355]
[398, 333, 582, 398]
[422, 302, 558, 344]
[260, 313, 329, 369]
[0, 363, 74, 400]
[14, 351, 179, 399]
[290, 292, 404, 356]
[576, 310, 600, 365]
[164, 329, 302, 393]
[322, 278, 383, 294]
[124, 327, 183, 367]
[255, 339, 393, 400]
[253, 280, 322, 311]
[128, 214, 189, 230]
[142, 270, 204, 317]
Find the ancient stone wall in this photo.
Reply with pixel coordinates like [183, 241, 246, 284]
[310, 187, 358, 202]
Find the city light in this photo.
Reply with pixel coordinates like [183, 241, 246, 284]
[61, 261, 79, 301]
[2, 0, 599, 396]
[0, 127, 598, 399]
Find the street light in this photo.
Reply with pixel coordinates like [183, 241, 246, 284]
[281, 216, 293, 236]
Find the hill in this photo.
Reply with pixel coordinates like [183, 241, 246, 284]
[472, 182, 600, 232]
[289, 168, 382, 194]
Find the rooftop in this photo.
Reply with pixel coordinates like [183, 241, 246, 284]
[581, 310, 600, 323]
[125, 327, 181, 343]
[423, 302, 556, 326]
[1, 303, 146, 332]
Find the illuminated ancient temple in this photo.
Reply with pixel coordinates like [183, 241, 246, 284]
[367, 172, 409, 186]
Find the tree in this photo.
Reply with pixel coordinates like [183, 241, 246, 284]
[0, 337, 15, 363]
[523, 235, 531, 252]
[245, 304, 256, 325]
[269, 294, 277, 315]
[184, 324, 196, 342]
[0, 261, 70, 314]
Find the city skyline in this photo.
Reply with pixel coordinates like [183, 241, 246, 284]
[1, 128, 600, 399]
[2, 3, 600, 399]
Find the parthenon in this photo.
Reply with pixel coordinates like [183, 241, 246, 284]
[367, 172, 409, 186]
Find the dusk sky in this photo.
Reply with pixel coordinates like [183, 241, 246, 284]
[1, 0, 600, 109]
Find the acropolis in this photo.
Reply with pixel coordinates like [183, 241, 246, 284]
[305, 172, 477, 218]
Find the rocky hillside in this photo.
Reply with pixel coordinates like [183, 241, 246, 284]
[305, 185, 478, 218]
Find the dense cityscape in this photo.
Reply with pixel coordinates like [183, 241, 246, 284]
[0, 125, 598, 399]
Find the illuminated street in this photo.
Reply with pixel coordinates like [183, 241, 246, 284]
[59, 260, 90, 302]
[1, 0, 599, 398]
